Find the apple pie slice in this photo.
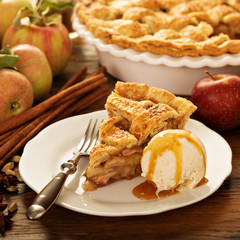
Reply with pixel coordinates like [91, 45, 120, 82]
[82, 82, 197, 191]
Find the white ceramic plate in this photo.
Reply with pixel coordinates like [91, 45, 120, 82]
[19, 110, 232, 217]
[72, 12, 240, 95]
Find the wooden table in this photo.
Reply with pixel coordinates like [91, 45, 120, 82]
[2, 37, 240, 239]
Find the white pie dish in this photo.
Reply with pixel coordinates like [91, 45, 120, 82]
[72, 14, 240, 95]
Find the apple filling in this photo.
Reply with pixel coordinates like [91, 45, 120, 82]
[83, 149, 143, 190]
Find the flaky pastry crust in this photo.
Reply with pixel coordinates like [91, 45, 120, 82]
[83, 82, 197, 190]
[76, 0, 240, 56]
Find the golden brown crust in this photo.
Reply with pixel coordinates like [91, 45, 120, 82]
[76, 0, 240, 56]
[83, 82, 197, 190]
[129, 103, 178, 143]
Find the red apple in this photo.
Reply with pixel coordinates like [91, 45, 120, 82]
[2, 18, 71, 76]
[11, 44, 53, 102]
[0, 68, 33, 123]
[191, 72, 240, 131]
[0, 0, 32, 42]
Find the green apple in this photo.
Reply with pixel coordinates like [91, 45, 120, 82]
[0, 68, 33, 123]
[12, 44, 53, 102]
[0, 0, 32, 42]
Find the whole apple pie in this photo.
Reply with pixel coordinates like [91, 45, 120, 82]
[76, 0, 240, 57]
[83, 82, 197, 191]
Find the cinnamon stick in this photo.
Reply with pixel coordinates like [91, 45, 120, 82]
[53, 85, 110, 122]
[59, 66, 106, 91]
[0, 128, 15, 142]
[0, 133, 12, 147]
[0, 113, 46, 160]
[0, 124, 26, 147]
[0, 74, 107, 135]
[57, 75, 107, 105]
[59, 66, 87, 91]
[0, 86, 110, 169]
[89, 66, 106, 77]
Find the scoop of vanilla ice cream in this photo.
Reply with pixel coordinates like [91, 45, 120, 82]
[141, 129, 206, 192]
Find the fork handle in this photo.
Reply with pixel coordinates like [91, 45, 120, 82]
[27, 171, 68, 220]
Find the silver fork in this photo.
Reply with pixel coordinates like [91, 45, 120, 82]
[27, 119, 100, 220]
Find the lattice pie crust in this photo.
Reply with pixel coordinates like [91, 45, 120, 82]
[83, 82, 197, 190]
[76, 0, 240, 57]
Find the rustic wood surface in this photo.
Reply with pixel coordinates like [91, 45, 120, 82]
[2, 37, 240, 240]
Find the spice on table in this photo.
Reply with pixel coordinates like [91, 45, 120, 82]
[0, 172, 18, 193]
[0, 199, 18, 235]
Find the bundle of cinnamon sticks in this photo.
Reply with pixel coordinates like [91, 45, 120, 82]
[0, 66, 110, 169]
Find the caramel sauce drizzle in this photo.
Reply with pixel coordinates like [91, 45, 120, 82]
[132, 181, 179, 200]
[133, 131, 207, 200]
